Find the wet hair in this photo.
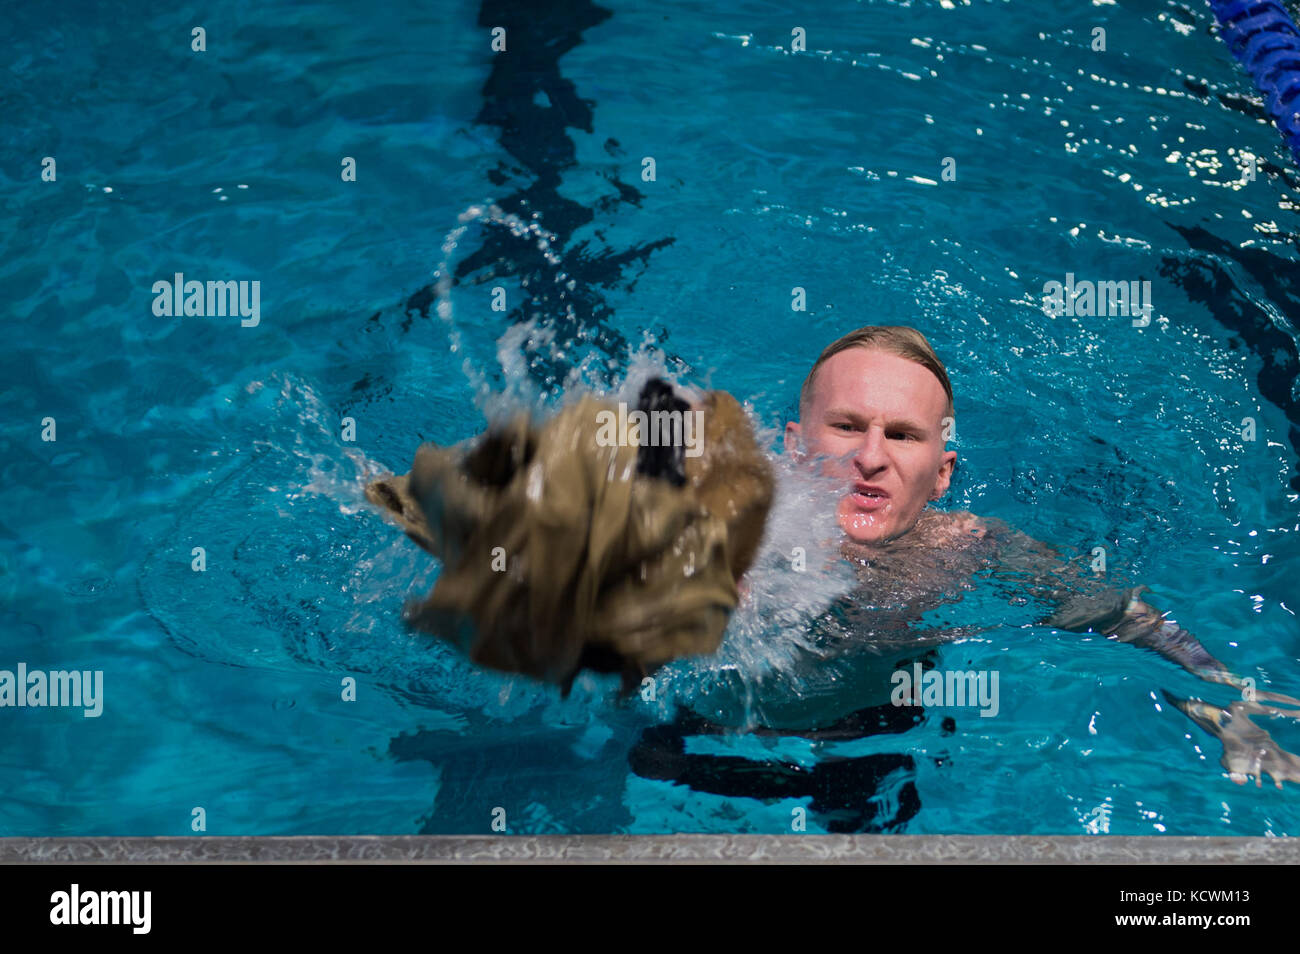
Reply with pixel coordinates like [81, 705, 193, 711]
[798, 325, 955, 420]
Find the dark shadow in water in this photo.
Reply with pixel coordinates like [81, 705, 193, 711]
[389, 713, 638, 834]
[627, 704, 928, 834]
[398, 0, 676, 391]
[623, 649, 957, 834]
[386, 652, 949, 834]
[1161, 224, 1300, 491]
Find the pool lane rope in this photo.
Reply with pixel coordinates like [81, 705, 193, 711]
[1209, 0, 1300, 163]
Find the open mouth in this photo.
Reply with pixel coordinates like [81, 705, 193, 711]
[849, 485, 890, 511]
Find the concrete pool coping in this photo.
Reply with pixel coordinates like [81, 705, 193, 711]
[2, 835, 1296, 863]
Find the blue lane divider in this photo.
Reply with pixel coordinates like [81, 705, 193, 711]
[1208, 0, 1300, 161]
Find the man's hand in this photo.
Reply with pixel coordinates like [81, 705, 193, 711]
[1164, 692, 1300, 789]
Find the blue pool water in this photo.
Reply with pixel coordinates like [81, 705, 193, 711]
[4, 0, 1300, 836]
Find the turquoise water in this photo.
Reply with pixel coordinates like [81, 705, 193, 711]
[4, 0, 1300, 835]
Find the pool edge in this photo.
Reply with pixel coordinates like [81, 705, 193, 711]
[1, 835, 1294, 864]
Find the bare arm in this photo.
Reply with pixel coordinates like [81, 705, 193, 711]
[1049, 584, 1234, 683]
[976, 517, 1234, 683]
[974, 516, 1300, 787]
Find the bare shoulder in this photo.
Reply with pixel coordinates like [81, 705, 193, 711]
[916, 509, 996, 547]
[948, 510, 989, 538]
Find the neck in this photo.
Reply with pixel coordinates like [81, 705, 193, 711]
[841, 511, 934, 555]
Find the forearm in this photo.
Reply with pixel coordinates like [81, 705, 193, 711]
[1047, 585, 1232, 681]
[992, 525, 1238, 686]
[1107, 594, 1232, 680]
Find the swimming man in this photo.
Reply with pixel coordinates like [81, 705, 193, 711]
[783, 325, 1300, 788]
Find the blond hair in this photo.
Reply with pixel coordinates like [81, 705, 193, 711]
[798, 325, 954, 419]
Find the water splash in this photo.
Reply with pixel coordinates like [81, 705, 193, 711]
[430, 203, 561, 409]
[646, 449, 860, 729]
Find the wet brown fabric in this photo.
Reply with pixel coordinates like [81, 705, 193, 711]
[365, 390, 773, 693]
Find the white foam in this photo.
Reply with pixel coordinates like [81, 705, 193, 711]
[650, 450, 860, 726]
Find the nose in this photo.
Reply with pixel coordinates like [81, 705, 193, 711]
[849, 426, 888, 478]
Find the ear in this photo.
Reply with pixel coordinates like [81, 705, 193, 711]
[930, 449, 958, 500]
[784, 420, 803, 459]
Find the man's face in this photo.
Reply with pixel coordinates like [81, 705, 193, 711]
[785, 347, 956, 544]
